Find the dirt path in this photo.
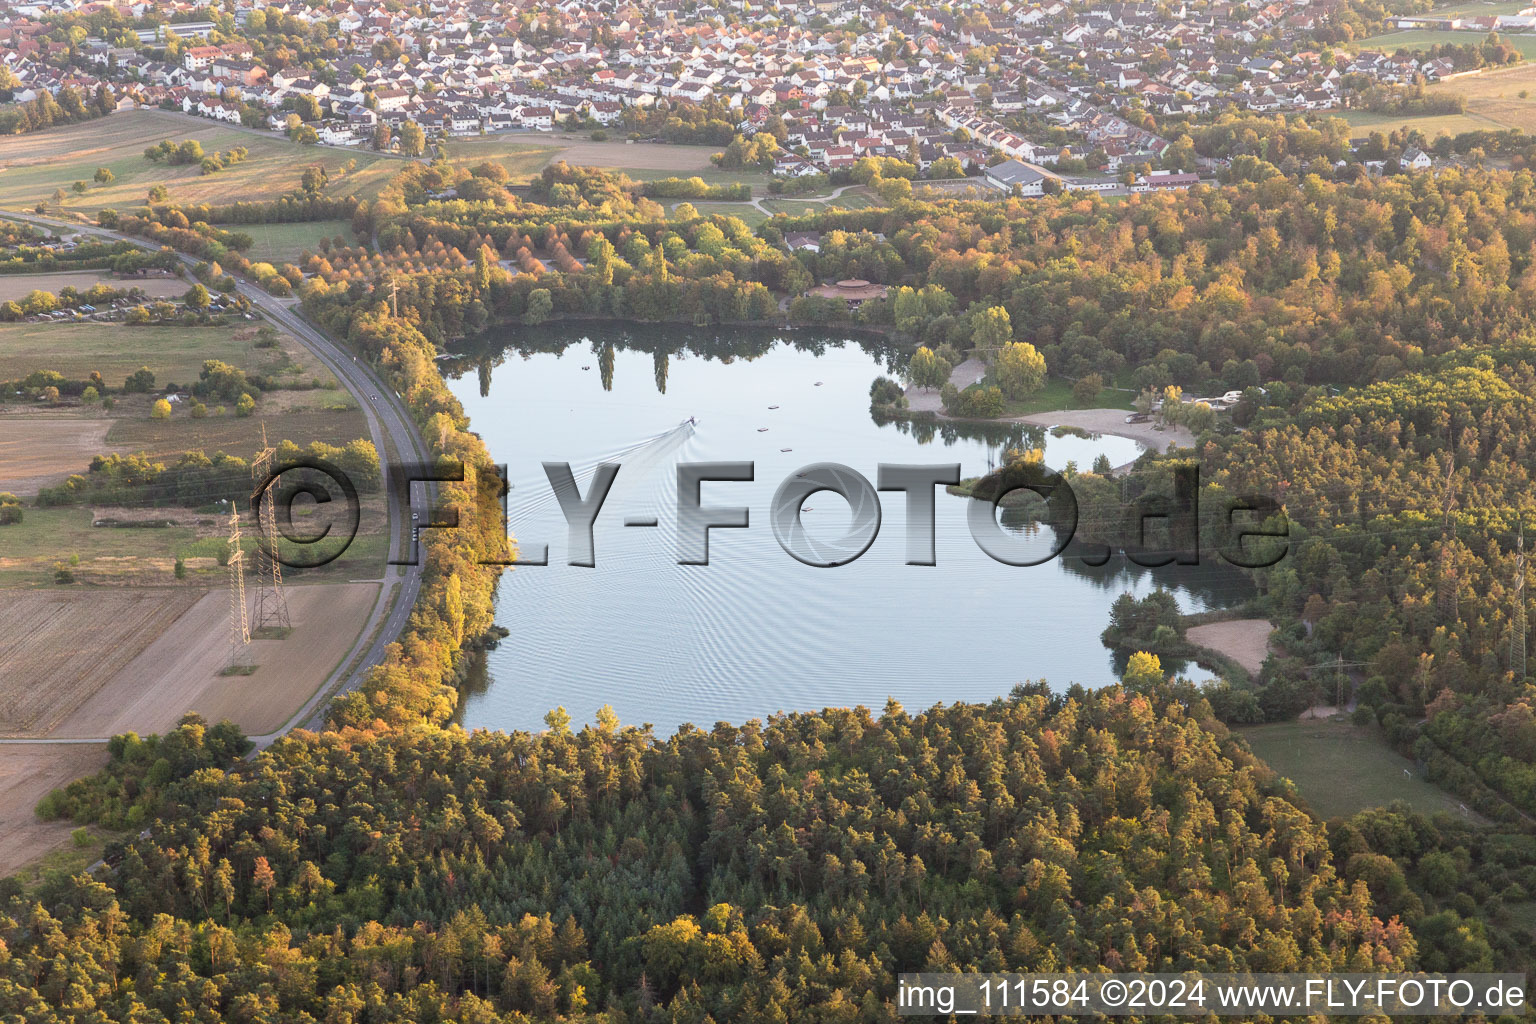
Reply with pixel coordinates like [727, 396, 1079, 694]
[1187, 618, 1274, 675]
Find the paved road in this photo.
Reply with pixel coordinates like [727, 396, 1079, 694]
[0, 210, 433, 747]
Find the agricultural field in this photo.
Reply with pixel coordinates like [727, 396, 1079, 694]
[0, 743, 108, 877]
[0, 582, 379, 739]
[1341, 109, 1494, 138]
[0, 501, 388, 588]
[0, 270, 189, 302]
[241, 219, 357, 264]
[49, 582, 379, 738]
[1420, 0, 1528, 14]
[0, 416, 118, 494]
[0, 108, 398, 216]
[104, 401, 367, 460]
[1240, 717, 1473, 819]
[0, 588, 205, 734]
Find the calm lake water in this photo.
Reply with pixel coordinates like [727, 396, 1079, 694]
[445, 324, 1249, 734]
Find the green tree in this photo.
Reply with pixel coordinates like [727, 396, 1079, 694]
[970, 305, 1012, 361]
[993, 340, 1047, 399]
[524, 288, 553, 326]
[398, 121, 426, 157]
[907, 346, 951, 390]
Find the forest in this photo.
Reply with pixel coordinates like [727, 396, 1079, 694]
[14, 690, 1503, 1022]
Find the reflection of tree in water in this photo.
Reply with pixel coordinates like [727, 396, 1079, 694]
[876, 414, 1049, 457]
[1054, 536, 1256, 609]
[443, 322, 910, 396]
[597, 340, 615, 392]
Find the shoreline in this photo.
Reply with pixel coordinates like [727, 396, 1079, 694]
[1007, 408, 1196, 453]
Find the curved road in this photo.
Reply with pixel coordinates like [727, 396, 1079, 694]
[0, 211, 432, 747]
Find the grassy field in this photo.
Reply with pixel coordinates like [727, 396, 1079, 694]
[105, 403, 366, 458]
[0, 109, 398, 216]
[1353, 29, 1536, 60]
[444, 133, 767, 187]
[1240, 717, 1473, 819]
[1420, 0, 1528, 14]
[1341, 109, 1492, 138]
[0, 321, 271, 383]
[1340, 62, 1536, 137]
[242, 219, 356, 264]
[680, 200, 768, 226]
[987, 376, 1138, 416]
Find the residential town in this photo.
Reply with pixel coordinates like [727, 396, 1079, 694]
[0, 0, 1507, 184]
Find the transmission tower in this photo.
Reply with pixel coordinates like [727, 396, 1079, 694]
[250, 424, 290, 634]
[1513, 521, 1527, 681]
[227, 509, 249, 662]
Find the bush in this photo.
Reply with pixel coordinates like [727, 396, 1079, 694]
[151, 398, 172, 419]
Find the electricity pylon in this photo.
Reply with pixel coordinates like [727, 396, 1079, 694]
[227, 509, 249, 663]
[250, 424, 290, 634]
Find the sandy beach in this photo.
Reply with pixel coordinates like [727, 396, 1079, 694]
[1187, 618, 1275, 676]
[1009, 408, 1196, 452]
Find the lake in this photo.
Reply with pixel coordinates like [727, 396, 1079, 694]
[445, 323, 1250, 734]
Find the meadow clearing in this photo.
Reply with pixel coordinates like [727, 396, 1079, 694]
[1240, 717, 1473, 819]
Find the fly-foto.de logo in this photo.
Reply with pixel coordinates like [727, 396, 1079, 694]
[374, 459, 1289, 570]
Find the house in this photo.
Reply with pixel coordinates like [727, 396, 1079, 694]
[784, 230, 823, 252]
[1402, 147, 1432, 171]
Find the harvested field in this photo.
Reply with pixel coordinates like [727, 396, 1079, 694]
[1187, 618, 1275, 676]
[0, 743, 108, 876]
[0, 109, 397, 216]
[0, 271, 190, 302]
[56, 582, 378, 738]
[0, 588, 206, 734]
[0, 582, 377, 738]
[0, 414, 120, 494]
